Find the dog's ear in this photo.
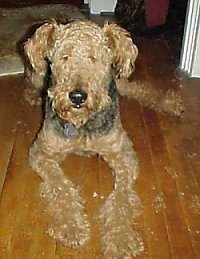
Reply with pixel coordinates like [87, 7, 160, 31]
[103, 23, 138, 79]
[24, 21, 58, 75]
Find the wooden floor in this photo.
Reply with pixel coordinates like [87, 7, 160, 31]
[0, 38, 200, 259]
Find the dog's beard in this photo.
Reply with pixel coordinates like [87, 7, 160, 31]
[48, 81, 114, 128]
[50, 100, 92, 128]
[50, 96, 111, 129]
[58, 107, 91, 128]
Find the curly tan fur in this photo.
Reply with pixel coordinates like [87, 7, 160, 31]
[23, 20, 183, 258]
[117, 79, 184, 116]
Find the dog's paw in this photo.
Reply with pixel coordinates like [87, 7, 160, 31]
[99, 191, 144, 258]
[47, 215, 90, 248]
[102, 227, 144, 259]
[98, 190, 142, 222]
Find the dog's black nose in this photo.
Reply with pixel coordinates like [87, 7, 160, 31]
[69, 89, 87, 107]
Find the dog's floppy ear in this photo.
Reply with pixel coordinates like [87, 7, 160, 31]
[103, 23, 138, 79]
[24, 21, 58, 75]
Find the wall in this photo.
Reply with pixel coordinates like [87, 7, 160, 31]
[88, 0, 117, 14]
[180, 0, 200, 78]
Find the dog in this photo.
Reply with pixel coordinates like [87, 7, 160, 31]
[23, 20, 183, 258]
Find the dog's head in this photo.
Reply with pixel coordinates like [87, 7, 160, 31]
[24, 20, 138, 128]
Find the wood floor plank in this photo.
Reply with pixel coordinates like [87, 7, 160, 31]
[157, 76, 200, 258]
[0, 76, 22, 194]
[121, 97, 173, 259]
[141, 37, 200, 259]
[140, 41, 196, 258]
[0, 140, 15, 195]
[158, 112, 200, 259]
[0, 76, 24, 258]
[143, 109, 195, 259]
[181, 78, 200, 188]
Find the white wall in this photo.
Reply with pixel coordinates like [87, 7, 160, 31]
[89, 0, 117, 14]
[190, 22, 200, 77]
[180, 0, 200, 78]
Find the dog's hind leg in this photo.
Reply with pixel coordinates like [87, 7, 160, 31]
[29, 130, 90, 248]
[98, 126, 144, 258]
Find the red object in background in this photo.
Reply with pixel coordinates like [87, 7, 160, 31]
[145, 0, 170, 28]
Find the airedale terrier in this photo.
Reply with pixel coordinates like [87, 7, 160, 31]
[24, 20, 183, 258]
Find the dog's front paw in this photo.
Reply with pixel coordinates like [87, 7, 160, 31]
[102, 227, 144, 259]
[47, 214, 90, 248]
[99, 191, 144, 258]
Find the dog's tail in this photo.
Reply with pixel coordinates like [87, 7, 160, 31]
[116, 79, 184, 116]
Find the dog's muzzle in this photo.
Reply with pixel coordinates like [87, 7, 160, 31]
[48, 79, 118, 138]
[69, 89, 88, 108]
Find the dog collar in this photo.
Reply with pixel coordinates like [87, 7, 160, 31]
[63, 123, 79, 138]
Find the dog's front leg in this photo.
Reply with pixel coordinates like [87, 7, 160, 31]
[99, 128, 144, 258]
[29, 132, 90, 248]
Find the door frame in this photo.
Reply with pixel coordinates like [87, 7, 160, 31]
[180, 0, 200, 78]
